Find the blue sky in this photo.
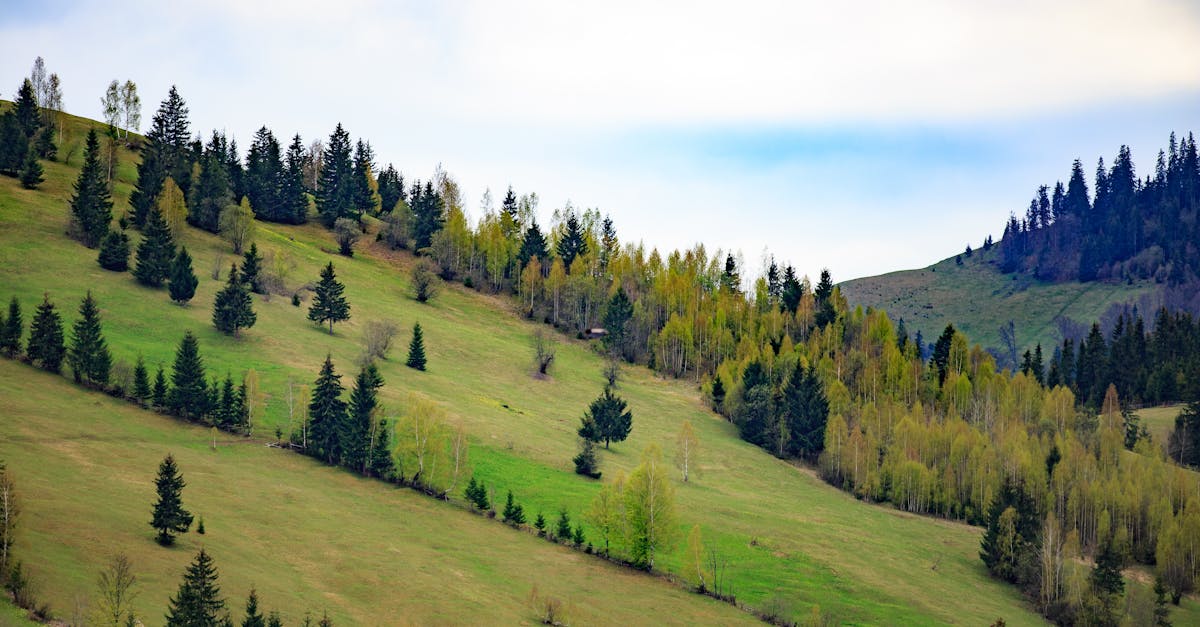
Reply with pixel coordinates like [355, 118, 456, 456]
[3, 0, 1199, 280]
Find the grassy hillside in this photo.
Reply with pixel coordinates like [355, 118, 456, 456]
[0, 107, 1068, 625]
[839, 246, 1156, 358]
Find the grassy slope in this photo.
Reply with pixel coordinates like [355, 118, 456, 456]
[839, 246, 1155, 356]
[0, 107, 1074, 625]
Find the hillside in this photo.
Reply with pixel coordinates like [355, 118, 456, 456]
[0, 109, 1065, 624]
[839, 244, 1157, 360]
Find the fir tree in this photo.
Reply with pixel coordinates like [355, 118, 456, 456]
[0, 297, 22, 357]
[130, 86, 191, 227]
[242, 587, 265, 627]
[98, 229, 131, 271]
[555, 508, 572, 541]
[268, 612, 284, 627]
[343, 364, 383, 473]
[241, 243, 264, 294]
[168, 331, 208, 420]
[501, 490, 526, 525]
[67, 291, 111, 386]
[464, 476, 490, 510]
[245, 127, 284, 222]
[12, 79, 40, 138]
[150, 453, 193, 546]
[316, 124, 354, 227]
[781, 361, 829, 461]
[0, 113, 26, 176]
[307, 262, 350, 334]
[213, 265, 256, 336]
[573, 524, 585, 547]
[168, 247, 199, 305]
[133, 355, 152, 402]
[367, 417, 395, 480]
[405, 322, 426, 371]
[282, 134, 309, 224]
[534, 512, 547, 536]
[352, 139, 377, 217]
[165, 548, 225, 626]
[556, 212, 588, 271]
[18, 150, 43, 189]
[573, 438, 601, 478]
[580, 388, 632, 449]
[152, 366, 168, 408]
[69, 129, 113, 247]
[27, 294, 65, 373]
[307, 355, 347, 464]
[602, 288, 633, 356]
[710, 376, 726, 410]
[188, 132, 233, 233]
[133, 206, 176, 287]
[411, 180, 444, 251]
[517, 220, 549, 269]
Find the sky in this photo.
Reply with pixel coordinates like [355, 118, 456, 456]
[3, 0, 1199, 281]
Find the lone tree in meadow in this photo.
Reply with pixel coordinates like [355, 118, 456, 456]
[69, 129, 114, 248]
[98, 230, 131, 272]
[27, 293, 65, 373]
[406, 322, 427, 371]
[67, 291, 111, 387]
[579, 388, 633, 449]
[307, 261, 350, 334]
[165, 548, 226, 626]
[133, 206, 176, 287]
[168, 247, 199, 305]
[150, 453, 193, 546]
[212, 264, 256, 336]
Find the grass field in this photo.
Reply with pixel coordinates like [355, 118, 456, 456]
[4, 107, 1191, 625]
[839, 246, 1155, 358]
[1139, 404, 1182, 446]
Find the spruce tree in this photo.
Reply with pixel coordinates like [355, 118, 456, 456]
[169, 331, 208, 420]
[12, 79, 40, 138]
[367, 417, 395, 480]
[573, 438, 600, 478]
[152, 366, 168, 408]
[556, 212, 588, 270]
[188, 132, 234, 233]
[0, 113, 26, 176]
[67, 291, 112, 386]
[18, 150, 43, 189]
[580, 388, 632, 449]
[0, 297, 21, 357]
[502, 490, 526, 525]
[241, 243, 264, 294]
[282, 134, 309, 224]
[316, 124, 354, 227]
[555, 508, 572, 541]
[27, 294, 65, 373]
[168, 247, 199, 305]
[307, 355, 347, 464]
[69, 129, 113, 247]
[98, 229, 131, 271]
[131, 86, 191, 227]
[133, 206, 176, 287]
[150, 453, 193, 546]
[411, 180, 445, 250]
[518, 220, 549, 269]
[165, 548, 225, 625]
[405, 322, 426, 371]
[213, 265, 256, 336]
[343, 364, 382, 473]
[781, 361, 829, 461]
[242, 587, 265, 627]
[133, 355, 152, 402]
[307, 262, 350, 334]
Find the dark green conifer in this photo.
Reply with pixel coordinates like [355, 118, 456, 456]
[556, 212, 588, 271]
[241, 243, 264, 294]
[580, 388, 632, 449]
[152, 366, 168, 407]
[188, 132, 233, 233]
[133, 355, 152, 402]
[131, 86, 191, 227]
[501, 490, 526, 525]
[98, 230, 131, 271]
[213, 265, 256, 336]
[150, 453, 193, 546]
[316, 124, 354, 227]
[165, 548, 225, 625]
[555, 508, 572, 541]
[405, 323, 426, 371]
[307, 262, 350, 334]
[242, 587, 265, 627]
[133, 206, 176, 287]
[18, 150, 43, 189]
[517, 220, 549, 269]
[343, 364, 383, 473]
[67, 291, 111, 386]
[0, 297, 22, 357]
[307, 355, 347, 464]
[781, 361, 829, 461]
[534, 512, 547, 536]
[168, 247, 199, 305]
[367, 417, 395, 480]
[69, 129, 113, 247]
[27, 293, 65, 373]
[168, 331, 208, 419]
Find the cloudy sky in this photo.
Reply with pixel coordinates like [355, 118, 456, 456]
[3, 0, 1199, 280]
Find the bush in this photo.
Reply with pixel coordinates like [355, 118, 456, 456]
[334, 218, 361, 256]
[411, 260, 440, 303]
[359, 320, 399, 365]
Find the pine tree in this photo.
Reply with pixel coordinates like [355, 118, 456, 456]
[534, 512, 547, 536]
[150, 453, 193, 546]
[98, 229, 131, 271]
[242, 587, 265, 627]
[18, 149, 43, 189]
[165, 548, 225, 625]
[307, 355, 347, 464]
[411, 180, 444, 251]
[27, 294, 65, 373]
[343, 364, 382, 473]
[152, 366, 168, 407]
[518, 220, 549, 269]
[501, 490, 526, 525]
[352, 140, 378, 217]
[131, 86, 191, 227]
[69, 129, 113, 247]
[781, 361, 829, 461]
[0, 297, 22, 357]
[133, 206, 176, 287]
[282, 134, 309, 224]
[573, 438, 601, 478]
[188, 132, 234, 233]
[169, 331, 208, 420]
[406, 323, 426, 371]
[602, 288, 633, 355]
[555, 508, 572, 541]
[556, 212, 588, 271]
[316, 124, 354, 227]
[213, 265, 256, 336]
[245, 127, 284, 222]
[307, 262, 350, 334]
[133, 355, 151, 402]
[168, 247, 199, 305]
[67, 291, 111, 386]
[580, 388, 632, 449]
[464, 476, 490, 510]
[367, 417, 395, 480]
[241, 243, 264, 294]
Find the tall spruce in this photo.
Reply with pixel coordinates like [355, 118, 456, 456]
[27, 294, 65, 373]
[188, 132, 234, 233]
[168, 247, 199, 305]
[130, 86, 191, 227]
[98, 229, 131, 271]
[556, 212, 588, 271]
[518, 219, 549, 269]
[169, 331, 208, 419]
[0, 297, 22, 357]
[352, 140, 377, 216]
[241, 243, 264, 294]
[152, 366, 168, 408]
[69, 129, 113, 247]
[411, 180, 444, 251]
[307, 355, 347, 464]
[406, 322, 427, 371]
[245, 127, 285, 222]
[133, 355, 152, 402]
[343, 364, 383, 473]
[282, 134, 309, 224]
[165, 548, 225, 626]
[133, 206, 176, 287]
[307, 262, 350, 334]
[67, 291, 111, 386]
[150, 453, 193, 546]
[316, 124, 354, 227]
[781, 361, 828, 461]
[212, 264, 256, 336]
